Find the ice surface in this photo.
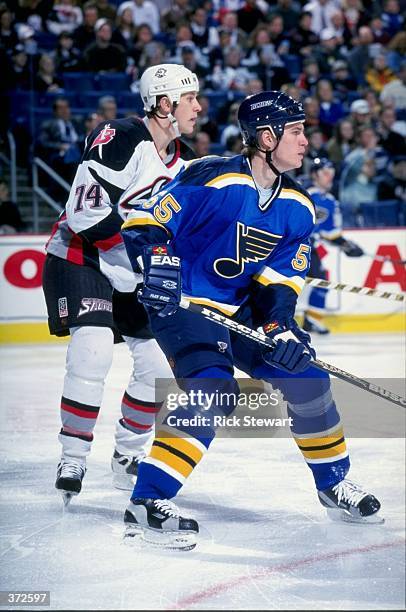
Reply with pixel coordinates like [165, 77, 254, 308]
[0, 334, 404, 610]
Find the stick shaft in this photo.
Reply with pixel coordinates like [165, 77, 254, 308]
[179, 298, 406, 408]
[305, 277, 405, 302]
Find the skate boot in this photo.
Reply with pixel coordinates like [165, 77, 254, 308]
[124, 498, 199, 550]
[55, 459, 86, 506]
[303, 313, 330, 335]
[318, 479, 384, 524]
[111, 450, 143, 490]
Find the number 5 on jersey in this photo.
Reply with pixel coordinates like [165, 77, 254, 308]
[292, 243, 311, 271]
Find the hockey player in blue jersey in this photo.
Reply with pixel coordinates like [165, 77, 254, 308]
[303, 158, 364, 334]
[120, 91, 383, 550]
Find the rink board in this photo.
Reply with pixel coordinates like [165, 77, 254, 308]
[0, 230, 405, 343]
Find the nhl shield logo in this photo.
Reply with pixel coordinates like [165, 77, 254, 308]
[217, 341, 228, 353]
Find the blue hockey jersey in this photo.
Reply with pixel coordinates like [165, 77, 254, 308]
[122, 155, 315, 316]
[307, 186, 343, 241]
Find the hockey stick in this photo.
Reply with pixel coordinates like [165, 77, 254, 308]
[305, 277, 405, 302]
[179, 298, 406, 408]
[364, 253, 406, 265]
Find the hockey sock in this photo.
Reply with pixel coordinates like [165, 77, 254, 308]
[132, 367, 238, 500]
[252, 363, 350, 490]
[60, 326, 113, 442]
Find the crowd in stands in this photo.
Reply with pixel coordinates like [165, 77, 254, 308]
[0, 0, 405, 230]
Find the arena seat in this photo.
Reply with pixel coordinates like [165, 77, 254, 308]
[361, 200, 400, 227]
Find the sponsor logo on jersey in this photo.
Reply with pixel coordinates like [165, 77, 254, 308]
[78, 298, 113, 316]
[151, 255, 180, 267]
[58, 297, 68, 318]
[214, 222, 282, 279]
[90, 124, 116, 150]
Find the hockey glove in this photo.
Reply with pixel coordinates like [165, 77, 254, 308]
[261, 320, 315, 374]
[341, 240, 364, 257]
[137, 244, 181, 317]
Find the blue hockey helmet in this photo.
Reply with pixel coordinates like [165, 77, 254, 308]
[237, 91, 305, 147]
[310, 157, 335, 174]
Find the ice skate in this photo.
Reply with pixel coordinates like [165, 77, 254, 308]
[55, 459, 86, 506]
[303, 313, 330, 335]
[111, 450, 143, 490]
[318, 479, 384, 524]
[123, 498, 199, 550]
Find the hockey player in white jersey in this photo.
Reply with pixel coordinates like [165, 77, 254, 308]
[42, 64, 201, 504]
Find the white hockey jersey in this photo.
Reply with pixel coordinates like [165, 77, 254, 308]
[46, 116, 195, 292]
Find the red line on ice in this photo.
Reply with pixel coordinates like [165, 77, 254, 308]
[171, 539, 405, 609]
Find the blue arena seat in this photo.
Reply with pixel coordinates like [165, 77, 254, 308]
[283, 54, 302, 79]
[96, 73, 131, 92]
[360, 200, 400, 227]
[62, 72, 96, 92]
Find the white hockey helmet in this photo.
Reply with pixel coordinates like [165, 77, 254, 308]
[140, 64, 199, 112]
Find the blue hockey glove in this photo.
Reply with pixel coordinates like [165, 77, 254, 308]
[261, 320, 315, 374]
[137, 244, 181, 317]
[341, 240, 363, 257]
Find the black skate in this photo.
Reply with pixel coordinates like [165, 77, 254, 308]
[318, 479, 384, 524]
[111, 450, 143, 491]
[124, 498, 199, 550]
[303, 315, 330, 335]
[55, 459, 86, 506]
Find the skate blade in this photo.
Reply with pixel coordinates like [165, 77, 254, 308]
[112, 473, 136, 491]
[60, 491, 79, 507]
[326, 508, 385, 524]
[123, 525, 197, 551]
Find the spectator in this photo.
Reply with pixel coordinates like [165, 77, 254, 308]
[313, 28, 344, 75]
[207, 27, 233, 71]
[97, 94, 117, 121]
[111, 6, 136, 52]
[329, 9, 352, 49]
[369, 15, 392, 46]
[377, 155, 406, 204]
[46, 0, 83, 36]
[380, 61, 406, 111]
[14, 0, 53, 33]
[190, 6, 211, 51]
[193, 130, 211, 157]
[315, 78, 345, 138]
[129, 22, 153, 67]
[349, 98, 373, 131]
[366, 53, 397, 94]
[268, 14, 290, 55]
[0, 180, 26, 234]
[330, 60, 358, 100]
[53, 31, 82, 73]
[94, 0, 116, 21]
[341, 156, 378, 215]
[37, 96, 84, 183]
[161, 0, 190, 34]
[117, 0, 160, 35]
[289, 11, 319, 58]
[223, 133, 243, 157]
[377, 106, 406, 158]
[195, 94, 219, 142]
[84, 111, 100, 136]
[296, 57, 321, 93]
[381, 0, 404, 39]
[73, 2, 98, 51]
[83, 18, 127, 72]
[245, 76, 264, 95]
[303, 0, 338, 35]
[386, 31, 406, 73]
[326, 118, 356, 166]
[34, 52, 64, 93]
[211, 45, 254, 92]
[0, 7, 18, 53]
[217, 10, 247, 49]
[302, 126, 328, 175]
[8, 44, 31, 90]
[220, 101, 240, 146]
[237, 0, 266, 35]
[340, 0, 369, 36]
[268, 0, 301, 33]
[303, 95, 321, 129]
[347, 26, 375, 85]
[178, 45, 210, 84]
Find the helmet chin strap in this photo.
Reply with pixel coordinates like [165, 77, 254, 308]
[256, 139, 282, 176]
[167, 112, 180, 138]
